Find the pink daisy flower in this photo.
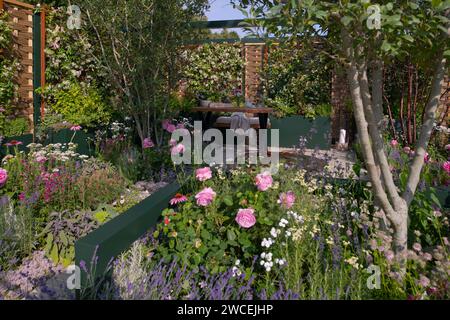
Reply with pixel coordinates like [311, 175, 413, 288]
[169, 193, 188, 206]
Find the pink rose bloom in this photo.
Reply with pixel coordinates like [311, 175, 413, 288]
[195, 187, 216, 207]
[442, 161, 450, 174]
[70, 125, 82, 131]
[171, 143, 185, 155]
[403, 146, 411, 154]
[424, 152, 430, 163]
[195, 167, 212, 181]
[143, 138, 154, 149]
[166, 124, 176, 133]
[278, 191, 296, 209]
[445, 144, 450, 152]
[390, 139, 399, 147]
[235, 208, 256, 228]
[0, 168, 8, 187]
[255, 171, 273, 191]
[169, 139, 177, 147]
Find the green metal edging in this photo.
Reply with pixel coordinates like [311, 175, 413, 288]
[1, 130, 94, 157]
[32, 12, 42, 130]
[74, 181, 180, 288]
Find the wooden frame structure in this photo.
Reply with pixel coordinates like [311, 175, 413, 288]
[0, 0, 45, 132]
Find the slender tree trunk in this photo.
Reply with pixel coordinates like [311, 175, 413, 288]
[406, 64, 413, 145]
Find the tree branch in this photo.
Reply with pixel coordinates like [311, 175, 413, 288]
[403, 54, 447, 205]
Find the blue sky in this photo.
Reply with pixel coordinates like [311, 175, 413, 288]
[205, 0, 247, 36]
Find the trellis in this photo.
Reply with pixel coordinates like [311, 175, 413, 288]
[0, 0, 45, 132]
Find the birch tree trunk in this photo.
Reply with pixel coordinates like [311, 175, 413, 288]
[341, 28, 447, 273]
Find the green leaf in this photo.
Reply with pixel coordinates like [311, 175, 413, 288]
[223, 195, 233, 206]
[50, 243, 59, 264]
[45, 233, 54, 254]
[227, 229, 236, 241]
[341, 16, 353, 26]
[403, 34, 414, 42]
[432, 0, 442, 8]
[430, 192, 442, 208]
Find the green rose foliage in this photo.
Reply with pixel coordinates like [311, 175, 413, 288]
[153, 166, 306, 274]
[49, 83, 111, 127]
[184, 44, 244, 101]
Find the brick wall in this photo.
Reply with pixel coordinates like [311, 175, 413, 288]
[330, 67, 355, 145]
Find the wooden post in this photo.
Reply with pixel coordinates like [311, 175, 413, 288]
[40, 7, 45, 118]
[0, 0, 4, 10]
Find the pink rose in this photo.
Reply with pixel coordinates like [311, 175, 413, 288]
[166, 124, 176, 133]
[169, 138, 177, 147]
[403, 146, 411, 154]
[171, 143, 185, 155]
[445, 144, 450, 152]
[424, 152, 430, 163]
[390, 139, 398, 147]
[162, 119, 170, 130]
[195, 167, 212, 181]
[442, 161, 450, 174]
[235, 208, 256, 228]
[143, 138, 154, 149]
[195, 187, 216, 207]
[278, 191, 296, 209]
[255, 171, 273, 191]
[0, 168, 8, 187]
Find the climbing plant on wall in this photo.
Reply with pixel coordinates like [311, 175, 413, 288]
[261, 43, 332, 119]
[0, 10, 27, 137]
[38, 7, 111, 129]
[183, 43, 244, 102]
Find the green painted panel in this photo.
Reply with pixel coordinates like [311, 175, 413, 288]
[1, 134, 34, 157]
[45, 129, 95, 156]
[75, 181, 180, 286]
[268, 115, 331, 149]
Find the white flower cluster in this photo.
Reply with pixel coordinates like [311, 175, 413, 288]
[260, 252, 274, 272]
[270, 227, 281, 238]
[345, 256, 362, 269]
[231, 259, 242, 277]
[28, 143, 88, 163]
[278, 218, 289, 228]
[287, 211, 304, 224]
[261, 237, 274, 248]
